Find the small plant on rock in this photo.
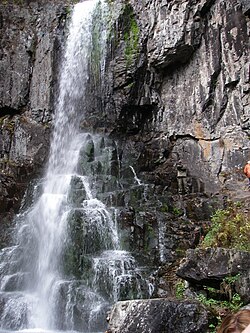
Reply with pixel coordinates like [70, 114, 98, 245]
[200, 202, 250, 251]
[175, 280, 186, 300]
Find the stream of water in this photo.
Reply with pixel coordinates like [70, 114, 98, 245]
[0, 1, 152, 332]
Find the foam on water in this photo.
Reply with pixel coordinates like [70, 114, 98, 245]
[0, 1, 153, 331]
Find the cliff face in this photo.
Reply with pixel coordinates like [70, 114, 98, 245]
[1, 0, 248, 229]
[0, 0, 249, 275]
[97, 0, 250, 195]
[0, 0, 69, 246]
[0, 0, 249, 331]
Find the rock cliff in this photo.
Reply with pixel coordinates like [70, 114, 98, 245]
[98, 0, 250, 195]
[0, 0, 249, 332]
[0, 0, 70, 246]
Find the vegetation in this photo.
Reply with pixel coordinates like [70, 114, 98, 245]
[0, 116, 15, 133]
[175, 274, 244, 333]
[124, 12, 139, 67]
[197, 288, 243, 333]
[65, 6, 72, 16]
[172, 206, 183, 216]
[175, 280, 186, 300]
[193, 202, 249, 331]
[160, 203, 169, 213]
[200, 202, 250, 251]
[105, 1, 140, 68]
[197, 289, 243, 313]
[90, 1, 104, 88]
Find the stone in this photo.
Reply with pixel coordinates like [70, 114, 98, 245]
[0, 0, 250, 329]
[176, 247, 250, 301]
[100, 0, 250, 196]
[0, 0, 69, 240]
[107, 298, 209, 333]
[235, 271, 250, 304]
[240, 0, 250, 16]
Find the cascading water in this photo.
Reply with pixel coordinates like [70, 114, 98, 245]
[0, 1, 153, 333]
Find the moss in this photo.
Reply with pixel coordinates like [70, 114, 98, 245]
[5, 120, 15, 133]
[91, 1, 103, 87]
[160, 203, 169, 213]
[175, 280, 186, 300]
[123, 4, 139, 67]
[0, 116, 15, 133]
[65, 6, 72, 16]
[172, 207, 182, 216]
[107, 2, 140, 67]
[0, 116, 7, 127]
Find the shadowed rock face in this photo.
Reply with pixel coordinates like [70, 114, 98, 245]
[97, 0, 250, 195]
[176, 247, 250, 303]
[0, 0, 248, 240]
[0, 0, 70, 246]
[0, 1, 249, 329]
[107, 298, 209, 333]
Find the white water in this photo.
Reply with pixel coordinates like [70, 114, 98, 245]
[0, 1, 153, 332]
[27, 2, 98, 328]
[129, 165, 143, 185]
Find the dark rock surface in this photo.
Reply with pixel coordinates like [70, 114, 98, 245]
[107, 298, 209, 333]
[0, 0, 249, 330]
[98, 0, 250, 195]
[0, 0, 248, 248]
[0, 0, 70, 245]
[176, 247, 250, 302]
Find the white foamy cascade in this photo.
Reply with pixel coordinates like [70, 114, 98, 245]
[26, 2, 99, 329]
[0, 1, 153, 332]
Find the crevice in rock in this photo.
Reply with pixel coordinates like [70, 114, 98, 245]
[169, 133, 199, 143]
[0, 106, 20, 118]
[200, 0, 217, 17]
[202, 66, 222, 114]
[115, 104, 156, 136]
[239, 0, 250, 17]
[224, 79, 239, 89]
[218, 79, 239, 125]
[216, 148, 225, 178]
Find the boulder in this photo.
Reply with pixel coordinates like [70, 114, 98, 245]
[107, 298, 209, 333]
[176, 247, 250, 302]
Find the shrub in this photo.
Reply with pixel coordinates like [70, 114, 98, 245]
[201, 202, 250, 251]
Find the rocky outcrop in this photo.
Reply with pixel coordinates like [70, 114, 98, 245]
[107, 298, 209, 333]
[176, 247, 250, 303]
[0, 1, 70, 245]
[99, 0, 250, 195]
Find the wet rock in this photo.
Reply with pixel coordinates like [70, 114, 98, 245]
[107, 298, 209, 333]
[67, 176, 87, 207]
[53, 281, 108, 332]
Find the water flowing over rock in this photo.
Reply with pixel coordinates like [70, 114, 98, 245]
[0, 2, 153, 331]
[0, 0, 69, 246]
[0, 0, 249, 332]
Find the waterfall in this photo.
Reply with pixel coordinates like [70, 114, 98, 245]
[0, 1, 153, 332]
